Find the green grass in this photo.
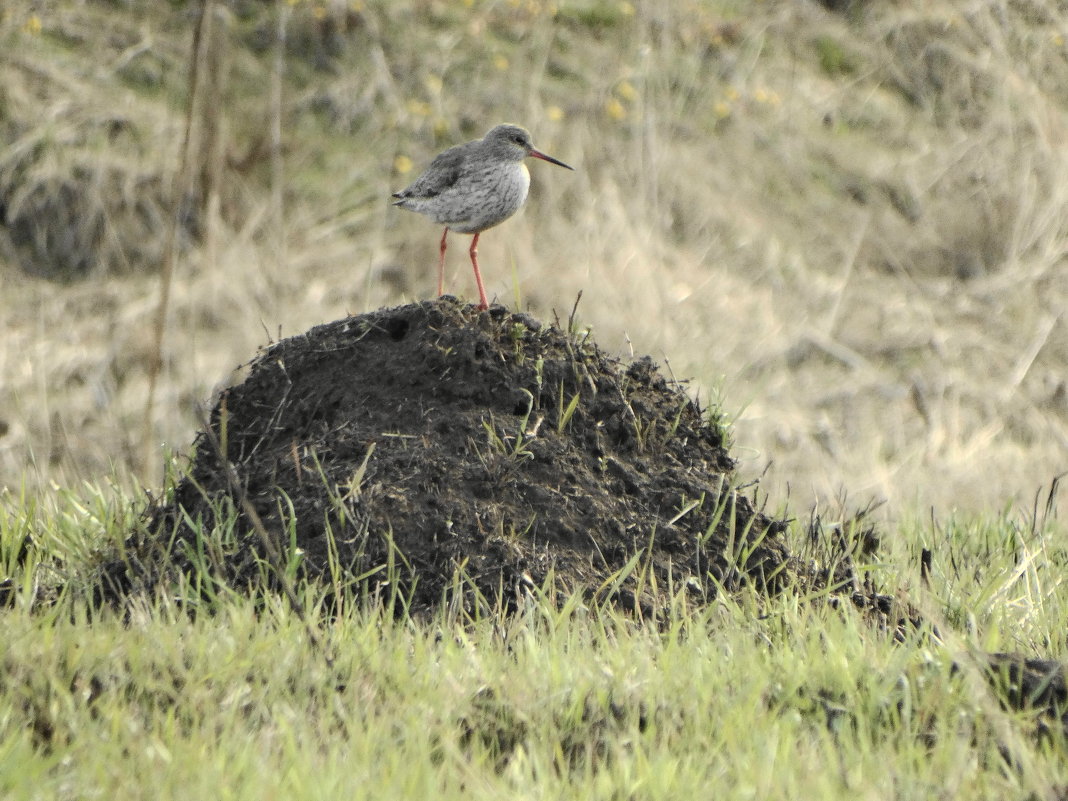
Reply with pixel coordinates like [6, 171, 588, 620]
[1, 484, 1066, 800]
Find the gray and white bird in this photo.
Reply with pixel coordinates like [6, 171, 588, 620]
[392, 123, 574, 310]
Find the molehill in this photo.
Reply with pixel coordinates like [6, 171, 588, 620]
[105, 298, 797, 615]
[85, 299, 1068, 732]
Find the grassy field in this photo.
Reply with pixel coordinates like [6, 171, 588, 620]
[2, 0, 1068, 797]
[2, 485, 1067, 799]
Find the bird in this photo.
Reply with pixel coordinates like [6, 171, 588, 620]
[392, 123, 574, 310]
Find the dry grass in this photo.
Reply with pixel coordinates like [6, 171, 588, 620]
[0, 0, 1065, 516]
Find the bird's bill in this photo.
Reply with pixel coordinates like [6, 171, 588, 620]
[528, 148, 575, 170]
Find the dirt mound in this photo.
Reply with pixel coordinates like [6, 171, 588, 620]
[108, 299, 794, 615]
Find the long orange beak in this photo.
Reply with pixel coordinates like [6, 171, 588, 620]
[528, 148, 574, 170]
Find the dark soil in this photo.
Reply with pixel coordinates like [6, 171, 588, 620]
[103, 298, 795, 615]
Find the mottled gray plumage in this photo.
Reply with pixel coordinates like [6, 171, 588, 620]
[392, 123, 573, 310]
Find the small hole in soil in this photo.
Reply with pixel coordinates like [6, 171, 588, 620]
[384, 317, 409, 341]
[511, 390, 533, 416]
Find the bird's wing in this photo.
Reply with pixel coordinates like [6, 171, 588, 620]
[393, 144, 468, 200]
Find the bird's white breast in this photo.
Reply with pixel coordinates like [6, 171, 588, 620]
[444, 162, 531, 233]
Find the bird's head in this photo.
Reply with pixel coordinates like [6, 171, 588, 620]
[484, 124, 574, 170]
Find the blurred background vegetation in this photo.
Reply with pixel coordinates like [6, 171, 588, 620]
[0, 0, 1065, 516]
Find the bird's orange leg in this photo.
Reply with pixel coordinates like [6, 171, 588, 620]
[469, 232, 488, 310]
[438, 227, 449, 297]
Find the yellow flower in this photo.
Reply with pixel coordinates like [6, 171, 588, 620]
[23, 14, 42, 35]
[546, 105, 564, 122]
[724, 86, 740, 102]
[606, 97, 626, 120]
[493, 53, 509, 71]
[619, 1, 635, 16]
[617, 80, 637, 101]
[394, 155, 413, 175]
[424, 74, 443, 96]
[406, 99, 432, 117]
[714, 100, 731, 119]
[753, 87, 781, 106]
